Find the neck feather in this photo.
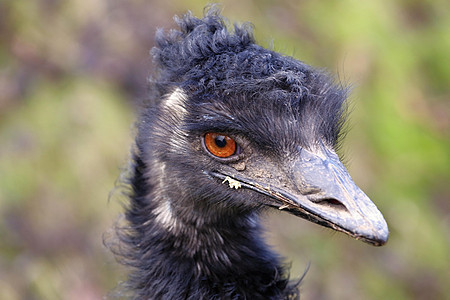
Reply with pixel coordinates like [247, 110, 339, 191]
[116, 154, 299, 299]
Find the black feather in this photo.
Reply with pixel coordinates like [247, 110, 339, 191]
[114, 7, 351, 299]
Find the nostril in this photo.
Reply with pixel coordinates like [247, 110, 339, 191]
[315, 198, 348, 211]
[321, 198, 342, 206]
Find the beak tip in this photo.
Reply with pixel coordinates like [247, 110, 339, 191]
[376, 227, 390, 246]
[360, 221, 389, 246]
[374, 216, 390, 246]
[372, 231, 389, 246]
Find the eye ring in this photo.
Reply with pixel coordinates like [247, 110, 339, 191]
[202, 132, 242, 161]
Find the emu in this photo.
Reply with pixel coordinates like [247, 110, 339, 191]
[115, 8, 389, 299]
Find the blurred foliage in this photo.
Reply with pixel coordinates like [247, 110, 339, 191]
[0, 0, 449, 299]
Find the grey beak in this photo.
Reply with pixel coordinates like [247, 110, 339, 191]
[209, 145, 389, 246]
[286, 146, 389, 246]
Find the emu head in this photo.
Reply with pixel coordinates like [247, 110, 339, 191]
[137, 10, 388, 246]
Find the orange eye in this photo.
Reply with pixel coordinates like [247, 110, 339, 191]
[204, 133, 237, 158]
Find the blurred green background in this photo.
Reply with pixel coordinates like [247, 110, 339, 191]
[0, 0, 449, 299]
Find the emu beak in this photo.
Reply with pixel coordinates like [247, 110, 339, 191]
[211, 145, 389, 246]
[283, 147, 389, 246]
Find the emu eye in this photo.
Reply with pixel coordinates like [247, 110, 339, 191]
[204, 133, 237, 158]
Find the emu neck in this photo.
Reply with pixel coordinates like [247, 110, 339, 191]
[124, 157, 294, 299]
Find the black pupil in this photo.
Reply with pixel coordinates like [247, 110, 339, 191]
[214, 136, 227, 148]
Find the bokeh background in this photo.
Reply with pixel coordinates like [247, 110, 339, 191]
[0, 0, 449, 299]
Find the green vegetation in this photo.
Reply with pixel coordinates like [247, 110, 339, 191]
[1, 0, 448, 299]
